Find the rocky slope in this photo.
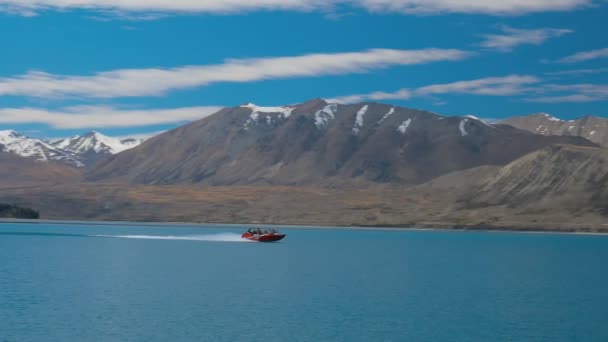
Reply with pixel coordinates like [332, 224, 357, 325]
[0, 151, 82, 184]
[462, 144, 608, 213]
[500, 113, 608, 147]
[87, 99, 595, 186]
[415, 144, 608, 230]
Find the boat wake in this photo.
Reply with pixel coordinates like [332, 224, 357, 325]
[93, 233, 250, 243]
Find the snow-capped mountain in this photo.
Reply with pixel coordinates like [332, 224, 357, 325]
[0, 130, 147, 168]
[0, 130, 84, 167]
[51, 131, 143, 155]
[49, 131, 145, 167]
[86, 99, 594, 186]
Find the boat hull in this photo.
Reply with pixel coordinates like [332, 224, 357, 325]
[242, 232, 286, 242]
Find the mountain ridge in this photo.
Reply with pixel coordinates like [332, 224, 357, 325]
[500, 113, 608, 147]
[0, 130, 84, 167]
[50, 131, 144, 167]
[86, 99, 597, 186]
[0, 130, 146, 168]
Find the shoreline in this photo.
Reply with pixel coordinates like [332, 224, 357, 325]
[1, 218, 607, 236]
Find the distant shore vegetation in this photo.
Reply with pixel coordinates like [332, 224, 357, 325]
[0, 203, 40, 219]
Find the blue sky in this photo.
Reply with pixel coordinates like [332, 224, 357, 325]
[0, 0, 607, 138]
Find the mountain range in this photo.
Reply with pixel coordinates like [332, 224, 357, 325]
[50, 131, 144, 167]
[0, 130, 144, 168]
[1, 100, 607, 232]
[0, 130, 84, 167]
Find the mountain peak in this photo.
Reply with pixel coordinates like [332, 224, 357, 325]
[52, 132, 144, 155]
[38, 131, 148, 167]
[239, 98, 329, 112]
[463, 114, 484, 121]
[528, 112, 563, 122]
[81, 130, 100, 138]
[0, 129, 83, 167]
[292, 98, 330, 113]
[300, 98, 328, 106]
[0, 129, 19, 137]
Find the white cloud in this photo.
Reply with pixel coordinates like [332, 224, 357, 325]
[0, 105, 222, 129]
[556, 47, 608, 63]
[359, 0, 592, 15]
[326, 89, 411, 104]
[328, 75, 540, 103]
[527, 94, 597, 102]
[545, 68, 608, 77]
[0, 0, 325, 14]
[0, 48, 469, 99]
[526, 84, 608, 102]
[328, 75, 608, 104]
[415, 75, 540, 96]
[480, 26, 572, 51]
[0, 0, 594, 16]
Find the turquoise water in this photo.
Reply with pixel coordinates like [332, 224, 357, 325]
[1, 223, 607, 342]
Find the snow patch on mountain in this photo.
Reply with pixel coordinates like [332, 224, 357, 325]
[459, 119, 469, 136]
[397, 119, 412, 134]
[242, 103, 294, 119]
[352, 105, 368, 134]
[539, 113, 562, 122]
[463, 115, 494, 128]
[314, 103, 338, 128]
[241, 103, 294, 129]
[379, 107, 394, 123]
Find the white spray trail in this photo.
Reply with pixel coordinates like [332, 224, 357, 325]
[93, 233, 251, 242]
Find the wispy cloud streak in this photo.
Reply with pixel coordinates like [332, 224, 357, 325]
[545, 68, 608, 77]
[480, 26, 571, 51]
[329, 75, 608, 104]
[328, 75, 540, 103]
[0, 106, 222, 128]
[526, 84, 608, 102]
[556, 48, 608, 63]
[415, 75, 540, 96]
[0, 0, 594, 17]
[327, 89, 412, 104]
[0, 48, 469, 99]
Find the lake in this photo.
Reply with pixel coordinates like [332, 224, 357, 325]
[1, 223, 607, 341]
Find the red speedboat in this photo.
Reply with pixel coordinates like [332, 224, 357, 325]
[242, 228, 286, 242]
